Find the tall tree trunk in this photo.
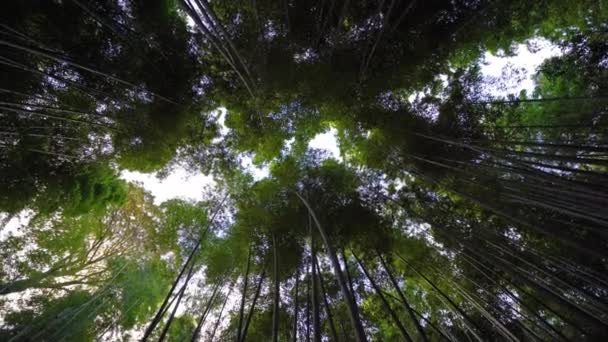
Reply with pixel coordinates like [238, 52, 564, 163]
[156, 286, 182, 329]
[143, 196, 226, 341]
[296, 193, 367, 342]
[383, 293, 453, 342]
[198, 0, 255, 82]
[315, 257, 338, 341]
[415, 204, 592, 336]
[237, 245, 252, 341]
[311, 231, 322, 342]
[396, 253, 484, 342]
[142, 247, 199, 341]
[341, 250, 365, 341]
[443, 221, 604, 331]
[458, 250, 571, 342]
[353, 251, 413, 342]
[433, 268, 519, 342]
[191, 282, 221, 341]
[341, 249, 356, 299]
[158, 261, 196, 342]
[293, 269, 299, 342]
[240, 269, 267, 342]
[0, 40, 175, 104]
[306, 258, 311, 342]
[177, 0, 255, 98]
[377, 251, 428, 342]
[272, 234, 280, 342]
[210, 285, 234, 341]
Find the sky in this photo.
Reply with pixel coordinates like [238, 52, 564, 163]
[479, 39, 561, 96]
[116, 38, 561, 205]
[121, 168, 215, 204]
[119, 130, 342, 205]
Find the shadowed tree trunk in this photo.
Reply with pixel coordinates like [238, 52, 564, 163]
[311, 232, 321, 342]
[191, 281, 221, 341]
[353, 251, 413, 342]
[141, 245, 198, 340]
[458, 251, 570, 342]
[293, 268, 299, 342]
[158, 261, 196, 342]
[210, 285, 233, 341]
[272, 233, 280, 342]
[396, 253, 484, 342]
[315, 257, 338, 341]
[237, 245, 252, 341]
[341, 249, 356, 299]
[377, 251, 429, 342]
[240, 268, 266, 342]
[296, 193, 367, 342]
[383, 292, 454, 342]
[142, 197, 226, 341]
[306, 257, 311, 342]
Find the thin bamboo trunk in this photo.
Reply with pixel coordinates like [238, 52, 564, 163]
[382, 290, 455, 341]
[0, 39, 176, 104]
[178, 0, 255, 98]
[293, 269, 299, 342]
[142, 245, 200, 340]
[472, 95, 608, 105]
[158, 261, 196, 342]
[272, 234, 280, 342]
[0, 105, 111, 128]
[143, 196, 227, 340]
[396, 254, 484, 342]
[377, 251, 428, 342]
[296, 193, 367, 342]
[311, 233, 322, 342]
[432, 268, 519, 342]
[237, 246, 252, 341]
[210, 286, 233, 341]
[353, 251, 412, 342]
[315, 257, 338, 341]
[306, 258, 311, 342]
[457, 234, 587, 336]
[342, 249, 357, 302]
[458, 252, 570, 342]
[240, 269, 267, 342]
[191, 282, 221, 341]
[198, 0, 255, 82]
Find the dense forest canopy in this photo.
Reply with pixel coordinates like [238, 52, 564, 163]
[1, 0, 607, 341]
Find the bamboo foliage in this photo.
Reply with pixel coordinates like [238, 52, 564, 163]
[1, 1, 607, 341]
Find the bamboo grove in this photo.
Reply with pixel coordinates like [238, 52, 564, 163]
[0, 0, 607, 341]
